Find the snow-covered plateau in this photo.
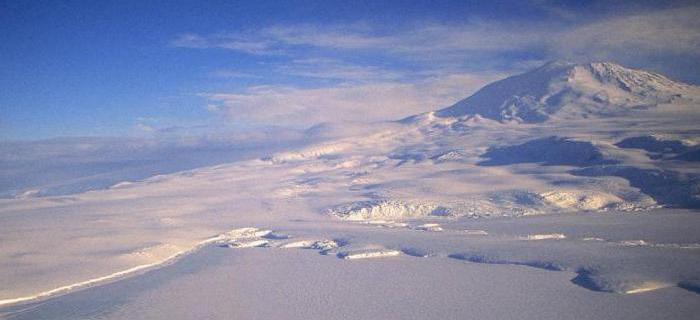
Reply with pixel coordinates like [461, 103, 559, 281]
[1, 61, 699, 319]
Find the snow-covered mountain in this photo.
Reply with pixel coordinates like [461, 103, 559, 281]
[436, 61, 699, 122]
[2, 61, 700, 311]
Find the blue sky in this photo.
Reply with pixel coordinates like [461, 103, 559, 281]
[1, 0, 699, 140]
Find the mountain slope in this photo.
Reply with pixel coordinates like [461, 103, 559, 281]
[436, 61, 698, 123]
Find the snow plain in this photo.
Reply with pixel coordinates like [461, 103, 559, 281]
[1, 61, 699, 319]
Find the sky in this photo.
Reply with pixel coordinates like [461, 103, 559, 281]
[1, 0, 699, 140]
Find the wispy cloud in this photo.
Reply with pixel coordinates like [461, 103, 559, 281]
[204, 72, 503, 127]
[172, 22, 541, 62]
[170, 33, 209, 48]
[277, 58, 405, 82]
[173, 5, 700, 65]
[208, 69, 262, 79]
[171, 32, 281, 55]
[264, 24, 392, 50]
[552, 6, 700, 59]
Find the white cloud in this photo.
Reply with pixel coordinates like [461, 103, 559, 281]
[264, 24, 392, 50]
[277, 58, 405, 82]
[173, 5, 700, 63]
[170, 32, 280, 55]
[209, 70, 262, 79]
[135, 122, 156, 133]
[173, 23, 541, 60]
[170, 33, 208, 48]
[204, 72, 503, 127]
[552, 6, 700, 59]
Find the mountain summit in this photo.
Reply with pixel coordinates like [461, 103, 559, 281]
[436, 61, 697, 123]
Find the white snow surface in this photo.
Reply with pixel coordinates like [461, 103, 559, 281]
[437, 61, 700, 123]
[1, 61, 700, 318]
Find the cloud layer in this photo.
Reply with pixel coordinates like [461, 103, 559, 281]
[204, 73, 502, 127]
